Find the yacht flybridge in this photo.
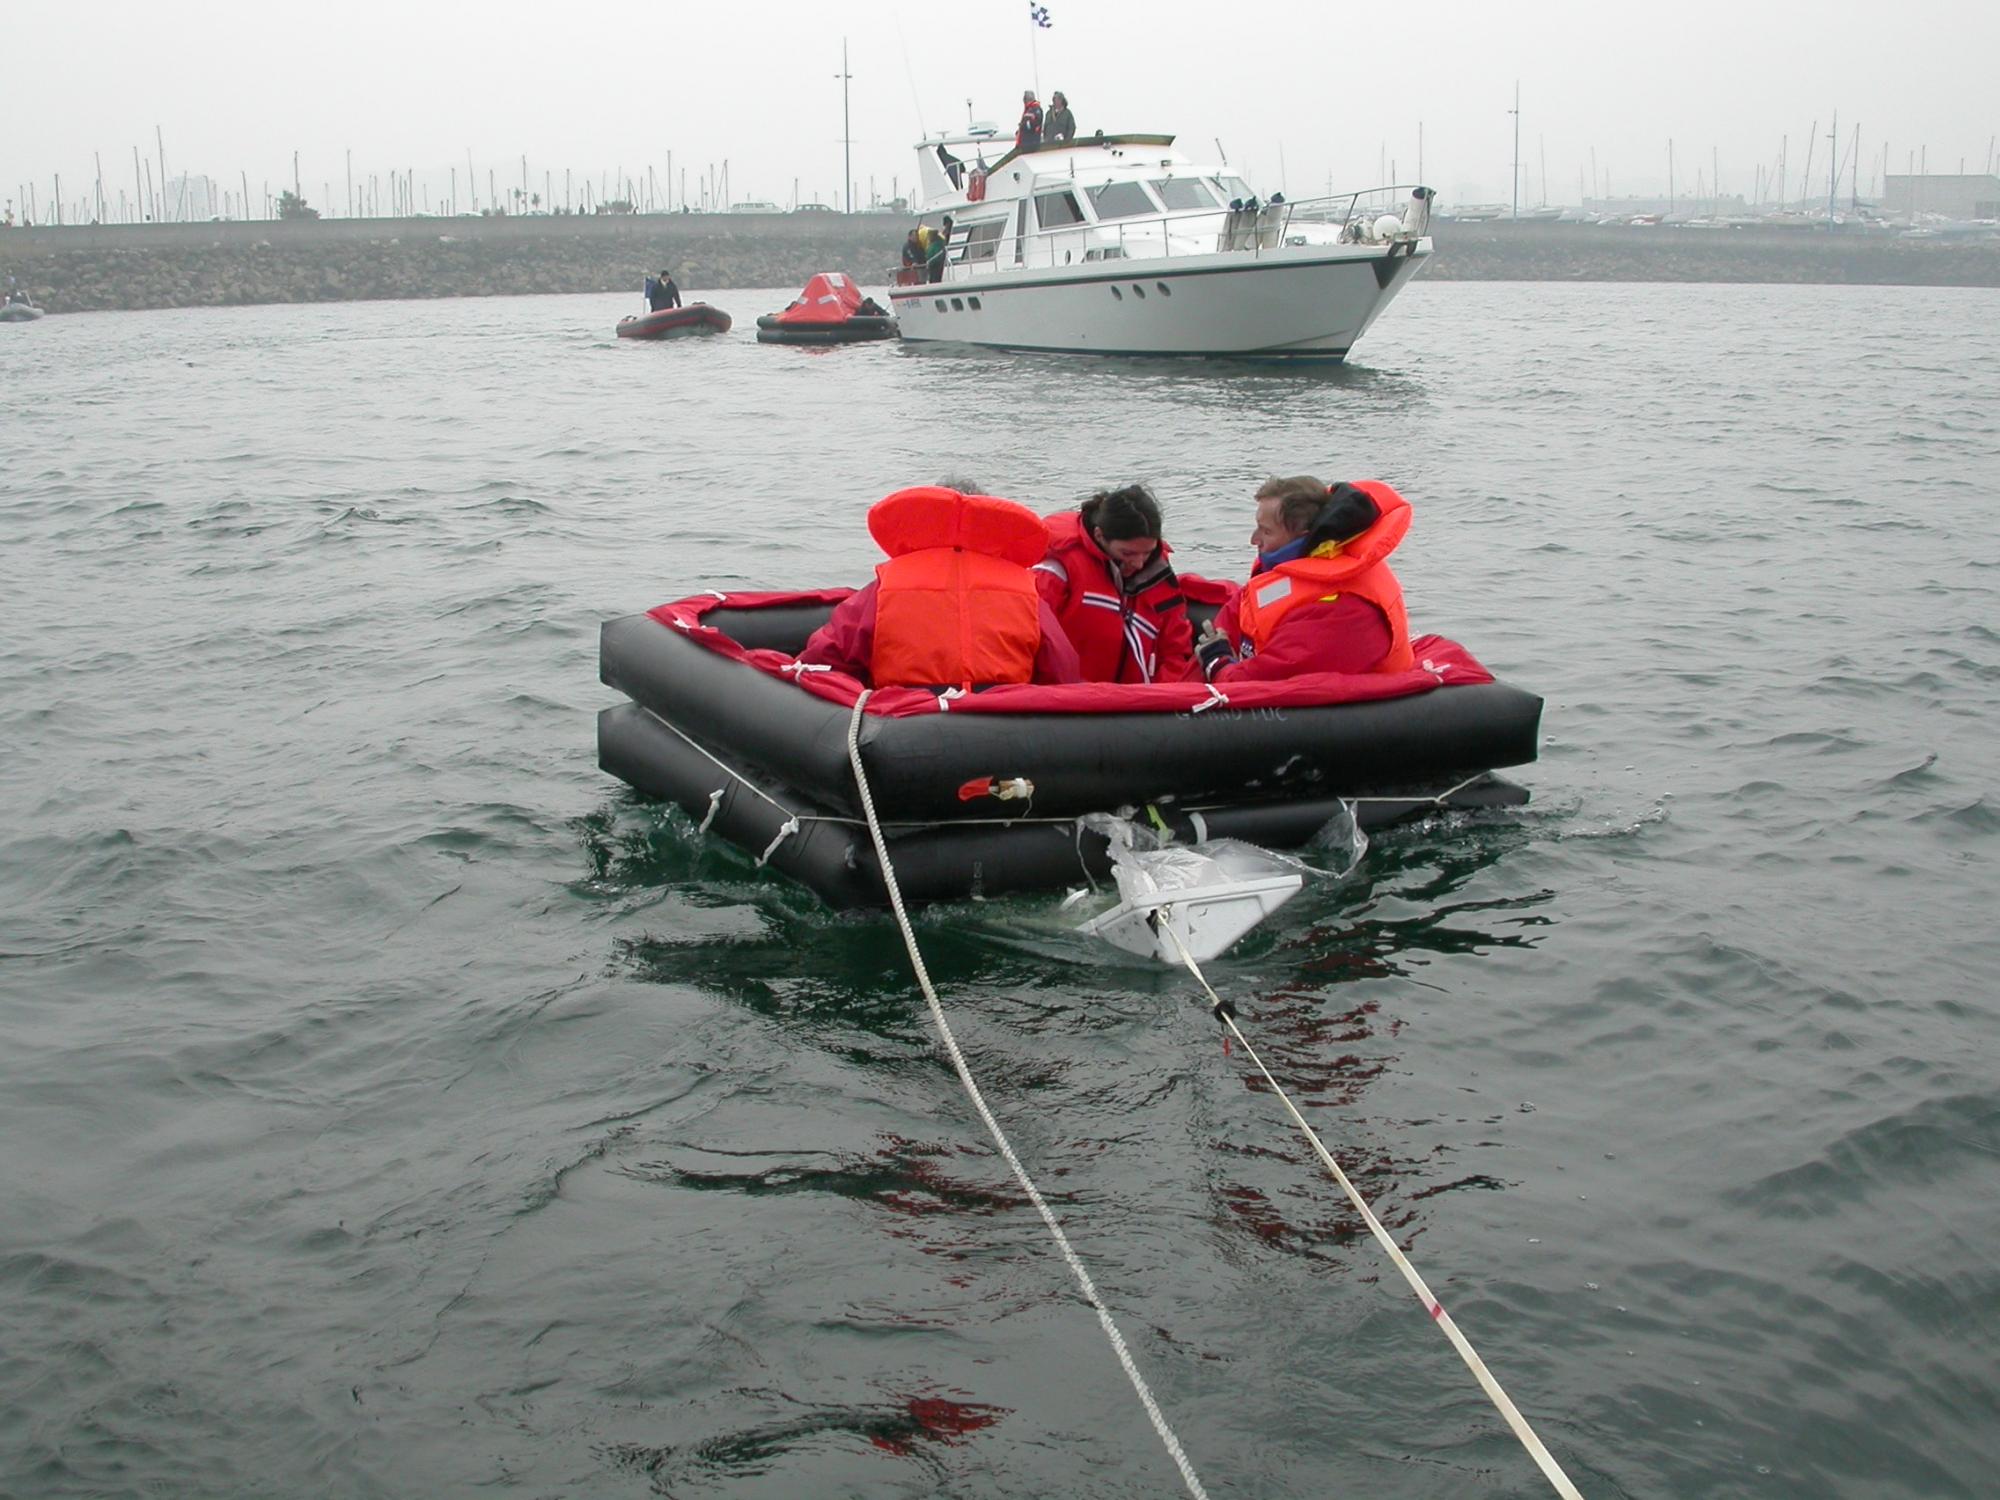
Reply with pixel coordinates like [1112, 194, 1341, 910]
[890, 128, 1435, 360]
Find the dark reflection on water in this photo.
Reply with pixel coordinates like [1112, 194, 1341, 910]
[3, 284, 1998, 1499]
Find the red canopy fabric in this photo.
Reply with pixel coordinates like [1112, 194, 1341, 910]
[773, 272, 866, 326]
[643, 589, 1496, 719]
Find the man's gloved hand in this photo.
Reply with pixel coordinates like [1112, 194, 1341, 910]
[1194, 620, 1237, 680]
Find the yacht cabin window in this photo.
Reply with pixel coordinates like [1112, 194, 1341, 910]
[1085, 181, 1157, 220]
[1149, 177, 1221, 211]
[957, 218, 1005, 264]
[1216, 176, 1255, 203]
[1033, 190, 1086, 229]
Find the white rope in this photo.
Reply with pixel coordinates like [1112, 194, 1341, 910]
[844, 693, 1210, 1500]
[639, 706, 1078, 828]
[1347, 773, 1489, 808]
[754, 815, 799, 866]
[641, 706, 1488, 846]
[1154, 920, 1586, 1500]
[696, 787, 724, 833]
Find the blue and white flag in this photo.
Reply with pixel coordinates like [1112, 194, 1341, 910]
[1029, 3, 1052, 27]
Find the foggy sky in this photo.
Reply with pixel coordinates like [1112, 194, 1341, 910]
[7, 0, 1996, 219]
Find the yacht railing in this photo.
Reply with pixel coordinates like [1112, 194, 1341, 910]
[889, 185, 1431, 287]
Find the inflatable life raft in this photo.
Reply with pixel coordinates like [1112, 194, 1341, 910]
[756, 271, 898, 345]
[616, 303, 732, 339]
[0, 302, 44, 322]
[597, 591, 1543, 909]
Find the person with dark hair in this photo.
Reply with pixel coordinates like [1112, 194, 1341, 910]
[1045, 91, 1076, 145]
[645, 269, 682, 311]
[798, 485, 1082, 689]
[1015, 90, 1044, 152]
[926, 215, 953, 282]
[1032, 483, 1195, 684]
[1194, 475, 1415, 683]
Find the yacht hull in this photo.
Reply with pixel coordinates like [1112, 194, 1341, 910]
[888, 241, 1429, 360]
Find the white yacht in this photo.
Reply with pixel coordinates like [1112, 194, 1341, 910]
[888, 127, 1434, 361]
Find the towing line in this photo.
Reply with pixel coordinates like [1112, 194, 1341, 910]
[844, 693, 1210, 1499]
[1155, 917, 1587, 1500]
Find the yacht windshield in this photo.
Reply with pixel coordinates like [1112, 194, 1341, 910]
[1085, 181, 1159, 220]
[1149, 177, 1221, 211]
[1216, 176, 1255, 203]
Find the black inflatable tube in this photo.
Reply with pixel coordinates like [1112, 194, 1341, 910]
[600, 701, 1528, 908]
[754, 314, 899, 344]
[599, 612, 1543, 822]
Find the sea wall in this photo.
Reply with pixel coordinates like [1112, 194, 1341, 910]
[3, 213, 1996, 314]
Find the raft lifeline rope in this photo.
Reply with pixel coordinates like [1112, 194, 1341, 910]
[844, 693, 1210, 1500]
[1154, 918, 1587, 1500]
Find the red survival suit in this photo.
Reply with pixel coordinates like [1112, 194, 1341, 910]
[797, 487, 1083, 689]
[1214, 480, 1415, 682]
[1033, 510, 1196, 684]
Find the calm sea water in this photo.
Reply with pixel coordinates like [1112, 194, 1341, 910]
[3, 281, 1998, 1500]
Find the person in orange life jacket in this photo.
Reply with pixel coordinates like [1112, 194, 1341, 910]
[1193, 475, 1416, 682]
[1016, 90, 1044, 151]
[1032, 484, 1196, 684]
[797, 486, 1084, 689]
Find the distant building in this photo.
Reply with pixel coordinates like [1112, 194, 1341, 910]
[1884, 175, 2000, 220]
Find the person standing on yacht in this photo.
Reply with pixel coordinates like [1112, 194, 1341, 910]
[1015, 91, 1044, 152]
[926, 216, 953, 282]
[1045, 92, 1076, 145]
[1194, 477, 1415, 682]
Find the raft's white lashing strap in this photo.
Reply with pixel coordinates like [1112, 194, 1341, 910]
[696, 788, 724, 833]
[780, 661, 832, 676]
[1190, 685, 1230, 714]
[844, 694, 1210, 1500]
[754, 815, 799, 866]
[1155, 920, 1587, 1500]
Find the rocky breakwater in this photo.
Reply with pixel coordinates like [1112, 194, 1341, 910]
[1425, 219, 2000, 286]
[0, 213, 909, 314]
[6, 212, 1998, 314]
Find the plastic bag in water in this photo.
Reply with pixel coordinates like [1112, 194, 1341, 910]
[1073, 803, 1366, 963]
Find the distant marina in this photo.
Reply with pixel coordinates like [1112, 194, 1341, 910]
[3, 210, 1998, 317]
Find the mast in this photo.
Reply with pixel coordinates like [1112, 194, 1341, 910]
[1826, 112, 1837, 224]
[836, 39, 853, 214]
[1509, 81, 1520, 220]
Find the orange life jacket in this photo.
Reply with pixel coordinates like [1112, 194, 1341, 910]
[869, 487, 1047, 689]
[1235, 480, 1415, 674]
